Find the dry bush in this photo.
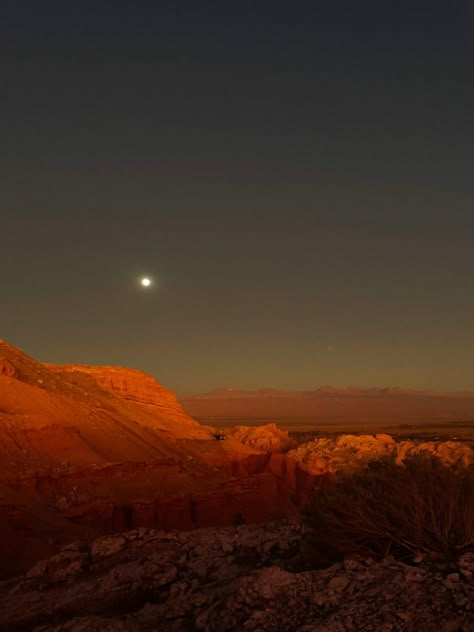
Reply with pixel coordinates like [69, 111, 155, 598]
[306, 455, 474, 561]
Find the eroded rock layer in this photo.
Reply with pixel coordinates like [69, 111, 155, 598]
[288, 434, 474, 474]
[0, 341, 316, 578]
[225, 423, 294, 452]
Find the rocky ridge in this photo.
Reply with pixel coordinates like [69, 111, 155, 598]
[0, 341, 316, 579]
[1, 520, 473, 631]
[225, 423, 294, 452]
[288, 434, 474, 474]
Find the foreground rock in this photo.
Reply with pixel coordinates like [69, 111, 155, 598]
[1, 521, 473, 631]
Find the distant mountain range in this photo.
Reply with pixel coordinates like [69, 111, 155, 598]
[180, 386, 474, 422]
[185, 386, 474, 399]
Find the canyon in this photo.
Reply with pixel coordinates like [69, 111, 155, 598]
[1, 340, 474, 630]
[0, 340, 315, 578]
[1, 339, 473, 580]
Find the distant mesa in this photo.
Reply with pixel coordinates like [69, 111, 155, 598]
[181, 385, 474, 422]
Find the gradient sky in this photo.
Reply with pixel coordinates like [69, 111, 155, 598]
[2, 1, 474, 394]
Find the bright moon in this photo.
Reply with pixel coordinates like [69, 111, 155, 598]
[140, 277, 152, 288]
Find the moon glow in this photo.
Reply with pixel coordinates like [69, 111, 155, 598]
[140, 277, 152, 288]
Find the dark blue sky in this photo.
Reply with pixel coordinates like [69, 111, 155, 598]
[2, 1, 474, 393]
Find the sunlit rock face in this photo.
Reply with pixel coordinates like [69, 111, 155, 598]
[288, 434, 474, 474]
[0, 357, 18, 378]
[52, 364, 181, 410]
[396, 440, 473, 468]
[226, 423, 295, 453]
[0, 339, 212, 476]
[0, 340, 318, 579]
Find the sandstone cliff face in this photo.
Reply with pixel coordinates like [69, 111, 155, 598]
[46, 363, 211, 440]
[0, 452, 317, 580]
[0, 341, 317, 579]
[1, 520, 473, 632]
[288, 434, 474, 474]
[12, 453, 315, 535]
[51, 364, 181, 411]
[0, 357, 18, 378]
[0, 340, 212, 475]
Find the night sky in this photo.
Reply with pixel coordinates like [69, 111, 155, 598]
[2, 1, 474, 393]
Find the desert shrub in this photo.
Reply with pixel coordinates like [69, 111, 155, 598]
[305, 455, 474, 561]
